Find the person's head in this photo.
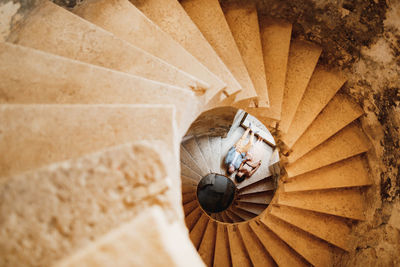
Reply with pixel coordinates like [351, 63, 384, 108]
[235, 170, 246, 183]
[227, 164, 235, 175]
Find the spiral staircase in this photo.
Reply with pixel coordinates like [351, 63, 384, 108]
[0, 0, 376, 266]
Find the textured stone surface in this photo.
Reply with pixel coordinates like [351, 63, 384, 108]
[56, 207, 205, 267]
[0, 142, 179, 267]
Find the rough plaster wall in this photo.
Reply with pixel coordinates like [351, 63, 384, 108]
[220, 0, 400, 265]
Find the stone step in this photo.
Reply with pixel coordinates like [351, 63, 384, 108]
[0, 104, 176, 179]
[209, 136, 222, 173]
[198, 220, 217, 266]
[270, 205, 352, 251]
[189, 214, 209, 249]
[185, 206, 203, 231]
[237, 191, 274, 205]
[181, 0, 256, 104]
[278, 188, 366, 220]
[184, 200, 198, 216]
[214, 224, 231, 267]
[181, 175, 198, 187]
[282, 67, 347, 147]
[182, 183, 196, 194]
[0, 42, 201, 135]
[227, 225, 252, 267]
[132, 0, 242, 97]
[235, 202, 268, 216]
[287, 94, 364, 163]
[225, 209, 244, 223]
[285, 122, 370, 177]
[56, 207, 204, 267]
[238, 177, 275, 195]
[181, 162, 203, 181]
[0, 142, 177, 266]
[221, 211, 233, 223]
[216, 213, 224, 222]
[247, 19, 292, 120]
[182, 192, 197, 204]
[249, 220, 308, 267]
[183, 137, 210, 176]
[279, 40, 322, 133]
[72, 0, 225, 104]
[285, 155, 372, 192]
[223, 3, 268, 106]
[237, 175, 269, 190]
[237, 223, 276, 267]
[196, 136, 213, 172]
[180, 145, 204, 176]
[7, 0, 208, 94]
[230, 206, 256, 221]
[261, 214, 335, 267]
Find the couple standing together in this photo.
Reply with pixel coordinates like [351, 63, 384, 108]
[225, 125, 264, 183]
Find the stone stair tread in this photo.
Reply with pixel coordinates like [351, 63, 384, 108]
[0, 142, 177, 266]
[237, 175, 270, 190]
[229, 206, 256, 221]
[237, 191, 274, 205]
[235, 202, 268, 215]
[184, 200, 199, 216]
[285, 155, 371, 192]
[209, 136, 222, 173]
[282, 67, 347, 147]
[249, 18, 292, 120]
[286, 122, 370, 177]
[287, 94, 364, 163]
[196, 136, 213, 172]
[73, 0, 226, 104]
[0, 42, 201, 135]
[225, 210, 244, 223]
[214, 224, 232, 267]
[220, 211, 233, 223]
[198, 220, 217, 266]
[181, 175, 198, 187]
[249, 220, 308, 267]
[238, 177, 275, 195]
[183, 138, 210, 176]
[181, 162, 203, 181]
[180, 145, 204, 176]
[56, 206, 205, 267]
[185, 206, 203, 231]
[182, 183, 196, 194]
[270, 205, 352, 251]
[279, 40, 322, 133]
[182, 192, 197, 204]
[223, 3, 268, 106]
[237, 223, 276, 267]
[261, 214, 335, 267]
[278, 188, 366, 220]
[227, 225, 252, 267]
[190, 214, 209, 249]
[132, 0, 243, 97]
[181, 0, 256, 103]
[7, 1, 208, 94]
[0, 104, 176, 179]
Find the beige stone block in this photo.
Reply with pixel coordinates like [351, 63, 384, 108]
[214, 224, 231, 266]
[198, 220, 217, 266]
[7, 0, 208, 93]
[261, 214, 334, 267]
[249, 220, 308, 267]
[132, 0, 242, 97]
[72, 0, 225, 103]
[287, 94, 364, 163]
[270, 205, 352, 251]
[223, 3, 268, 106]
[0, 142, 179, 266]
[56, 207, 205, 267]
[0, 42, 201, 134]
[227, 225, 252, 267]
[181, 0, 256, 103]
[278, 188, 366, 220]
[0, 104, 176, 178]
[282, 67, 347, 147]
[279, 40, 322, 133]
